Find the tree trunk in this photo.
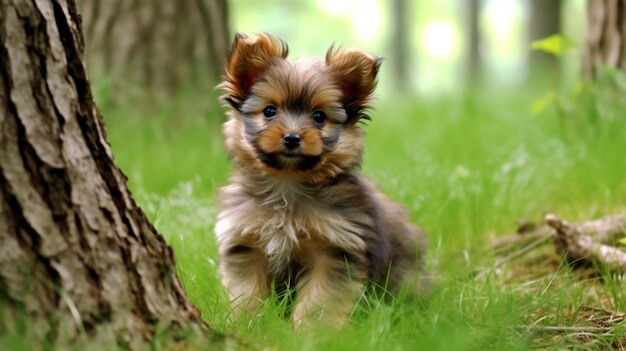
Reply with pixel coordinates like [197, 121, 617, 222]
[466, 0, 482, 87]
[582, 0, 626, 80]
[390, 0, 411, 91]
[78, 0, 229, 102]
[0, 0, 208, 349]
[528, 0, 562, 78]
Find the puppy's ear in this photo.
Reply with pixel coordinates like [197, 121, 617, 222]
[220, 33, 289, 109]
[326, 46, 382, 123]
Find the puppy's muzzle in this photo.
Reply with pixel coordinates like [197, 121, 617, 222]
[283, 133, 302, 150]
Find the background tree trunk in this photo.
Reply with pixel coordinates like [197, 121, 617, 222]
[78, 0, 229, 102]
[583, 0, 626, 80]
[465, 0, 482, 87]
[0, 0, 208, 349]
[390, 0, 411, 91]
[528, 0, 562, 79]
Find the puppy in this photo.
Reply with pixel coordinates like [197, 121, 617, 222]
[215, 33, 427, 328]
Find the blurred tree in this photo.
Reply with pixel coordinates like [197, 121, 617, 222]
[529, 0, 562, 78]
[0, 0, 210, 348]
[391, 0, 412, 91]
[466, 0, 482, 86]
[582, 0, 626, 79]
[79, 0, 229, 102]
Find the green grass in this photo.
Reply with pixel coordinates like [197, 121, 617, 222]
[102, 86, 626, 350]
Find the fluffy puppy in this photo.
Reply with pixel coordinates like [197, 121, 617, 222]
[215, 33, 427, 328]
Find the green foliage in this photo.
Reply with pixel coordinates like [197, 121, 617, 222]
[529, 34, 579, 119]
[531, 34, 577, 57]
[527, 34, 626, 125]
[529, 35, 626, 123]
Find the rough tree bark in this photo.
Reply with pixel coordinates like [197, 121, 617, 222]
[583, 0, 626, 80]
[0, 0, 208, 349]
[77, 0, 229, 100]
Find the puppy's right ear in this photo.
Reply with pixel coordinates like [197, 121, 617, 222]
[219, 33, 288, 110]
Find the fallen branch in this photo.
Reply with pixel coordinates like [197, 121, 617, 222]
[546, 214, 626, 273]
[575, 215, 626, 245]
[488, 213, 626, 278]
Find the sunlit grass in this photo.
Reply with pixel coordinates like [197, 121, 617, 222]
[101, 87, 626, 350]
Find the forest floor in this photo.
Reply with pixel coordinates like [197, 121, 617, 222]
[102, 85, 626, 350]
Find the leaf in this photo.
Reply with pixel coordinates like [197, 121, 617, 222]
[620, 237, 626, 246]
[531, 34, 577, 57]
[531, 91, 556, 116]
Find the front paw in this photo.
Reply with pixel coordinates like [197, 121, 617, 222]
[292, 267, 365, 329]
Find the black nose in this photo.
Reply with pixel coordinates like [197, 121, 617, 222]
[283, 133, 302, 149]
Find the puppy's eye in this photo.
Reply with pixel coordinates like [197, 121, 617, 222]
[263, 105, 277, 119]
[312, 110, 326, 124]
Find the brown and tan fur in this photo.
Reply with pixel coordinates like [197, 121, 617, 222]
[215, 33, 428, 328]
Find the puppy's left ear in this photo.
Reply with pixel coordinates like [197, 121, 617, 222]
[326, 46, 382, 123]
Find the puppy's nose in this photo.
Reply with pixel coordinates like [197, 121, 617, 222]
[283, 133, 302, 150]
